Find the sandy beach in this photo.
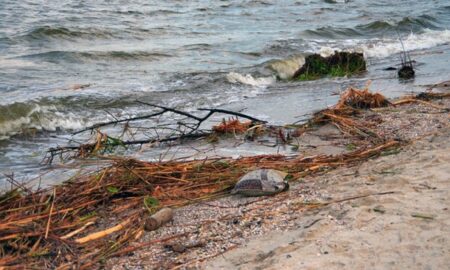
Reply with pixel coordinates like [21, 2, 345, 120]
[1, 88, 449, 269]
[103, 96, 450, 270]
[207, 126, 450, 270]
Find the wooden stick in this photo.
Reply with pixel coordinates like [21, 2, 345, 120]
[61, 221, 95, 240]
[357, 140, 399, 157]
[393, 98, 448, 110]
[75, 219, 131, 244]
[326, 191, 396, 205]
[45, 189, 56, 239]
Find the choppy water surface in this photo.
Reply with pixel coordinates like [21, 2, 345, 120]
[1, 0, 449, 188]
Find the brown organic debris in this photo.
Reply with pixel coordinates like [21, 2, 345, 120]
[0, 138, 402, 268]
[1, 84, 448, 269]
[212, 118, 252, 134]
[336, 86, 390, 109]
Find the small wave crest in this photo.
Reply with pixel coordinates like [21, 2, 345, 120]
[265, 55, 305, 80]
[309, 29, 450, 59]
[0, 102, 87, 140]
[0, 58, 37, 69]
[362, 29, 450, 58]
[23, 26, 115, 40]
[20, 50, 173, 63]
[358, 16, 439, 33]
[226, 72, 275, 86]
[304, 16, 441, 39]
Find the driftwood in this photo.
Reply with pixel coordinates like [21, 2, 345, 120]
[75, 102, 266, 136]
[393, 98, 449, 111]
[46, 103, 266, 163]
[61, 221, 95, 240]
[144, 208, 174, 231]
[75, 218, 132, 244]
[47, 85, 396, 163]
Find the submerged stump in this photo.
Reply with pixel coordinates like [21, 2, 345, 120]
[398, 65, 415, 79]
[293, 51, 366, 80]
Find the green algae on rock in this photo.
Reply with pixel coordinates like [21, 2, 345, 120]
[293, 51, 366, 81]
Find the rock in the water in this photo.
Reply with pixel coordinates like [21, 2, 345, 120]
[292, 51, 366, 81]
[231, 169, 289, 197]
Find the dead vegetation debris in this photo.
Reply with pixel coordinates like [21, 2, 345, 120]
[1, 85, 449, 269]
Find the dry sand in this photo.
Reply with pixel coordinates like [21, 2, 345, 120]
[109, 99, 450, 270]
[207, 126, 450, 270]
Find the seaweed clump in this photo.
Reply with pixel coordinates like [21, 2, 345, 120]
[293, 51, 366, 81]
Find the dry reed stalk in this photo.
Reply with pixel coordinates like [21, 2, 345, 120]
[75, 218, 132, 244]
[61, 221, 95, 240]
[392, 98, 448, 110]
[44, 189, 56, 239]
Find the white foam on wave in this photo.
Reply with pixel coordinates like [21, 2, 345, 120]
[0, 104, 88, 139]
[311, 30, 450, 59]
[266, 55, 305, 80]
[317, 46, 341, 57]
[0, 58, 37, 70]
[362, 30, 450, 58]
[226, 72, 276, 86]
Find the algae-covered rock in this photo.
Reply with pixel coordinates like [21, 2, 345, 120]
[292, 51, 366, 81]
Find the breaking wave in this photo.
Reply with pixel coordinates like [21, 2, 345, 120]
[265, 55, 305, 80]
[362, 29, 450, 58]
[308, 29, 450, 59]
[0, 102, 87, 140]
[226, 72, 275, 86]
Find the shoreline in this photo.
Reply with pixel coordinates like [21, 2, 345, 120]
[109, 90, 449, 269]
[1, 86, 449, 269]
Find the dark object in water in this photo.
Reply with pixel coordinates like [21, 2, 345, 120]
[293, 51, 366, 81]
[384, 66, 397, 71]
[398, 65, 415, 79]
[397, 33, 415, 79]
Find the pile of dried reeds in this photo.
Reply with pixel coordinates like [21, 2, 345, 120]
[336, 86, 390, 109]
[299, 86, 389, 142]
[0, 141, 402, 269]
